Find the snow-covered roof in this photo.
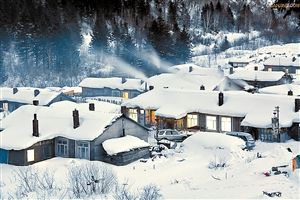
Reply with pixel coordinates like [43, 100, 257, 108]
[228, 57, 254, 63]
[243, 63, 265, 71]
[79, 77, 144, 91]
[168, 63, 222, 76]
[228, 70, 285, 82]
[264, 56, 300, 67]
[0, 87, 64, 105]
[122, 89, 300, 128]
[102, 135, 149, 155]
[0, 101, 122, 150]
[258, 43, 300, 56]
[259, 84, 300, 96]
[145, 73, 224, 91]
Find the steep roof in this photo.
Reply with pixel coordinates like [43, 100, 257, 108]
[122, 89, 299, 128]
[228, 70, 285, 82]
[0, 87, 65, 105]
[0, 101, 122, 150]
[79, 77, 144, 91]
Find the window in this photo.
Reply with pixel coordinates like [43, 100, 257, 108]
[112, 90, 121, 97]
[175, 118, 184, 130]
[43, 145, 51, 159]
[76, 141, 90, 159]
[57, 138, 68, 157]
[131, 92, 139, 98]
[165, 131, 172, 135]
[3, 103, 8, 111]
[268, 68, 272, 72]
[187, 114, 198, 128]
[206, 116, 217, 130]
[122, 91, 129, 99]
[128, 109, 138, 122]
[27, 149, 34, 162]
[221, 117, 232, 132]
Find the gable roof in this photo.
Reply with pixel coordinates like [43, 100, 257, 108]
[122, 89, 300, 129]
[0, 101, 123, 150]
[0, 87, 66, 105]
[228, 70, 285, 82]
[79, 77, 144, 91]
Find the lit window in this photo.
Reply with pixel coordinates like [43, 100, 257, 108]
[27, 149, 35, 162]
[140, 109, 144, 114]
[221, 117, 232, 132]
[123, 91, 129, 99]
[128, 109, 138, 122]
[3, 103, 8, 111]
[268, 68, 272, 72]
[187, 114, 198, 128]
[206, 116, 217, 130]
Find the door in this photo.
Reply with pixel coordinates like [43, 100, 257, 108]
[0, 148, 8, 164]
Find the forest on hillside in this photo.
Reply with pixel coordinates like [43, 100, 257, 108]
[0, 0, 299, 86]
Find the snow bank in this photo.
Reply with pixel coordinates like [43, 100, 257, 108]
[102, 135, 149, 155]
[182, 132, 245, 152]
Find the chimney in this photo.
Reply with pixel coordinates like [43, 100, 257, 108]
[200, 85, 205, 90]
[33, 100, 39, 106]
[13, 88, 18, 94]
[189, 66, 193, 72]
[254, 66, 258, 71]
[89, 103, 95, 111]
[121, 106, 127, 114]
[34, 89, 40, 97]
[121, 77, 126, 84]
[295, 99, 300, 112]
[218, 92, 224, 106]
[288, 90, 293, 96]
[229, 67, 234, 74]
[149, 85, 154, 90]
[72, 109, 80, 129]
[32, 114, 39, 137]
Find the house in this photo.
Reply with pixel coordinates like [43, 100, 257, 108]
[0, 101, 149, 166]
[227, 70, 293, 88]
[259, 84, 300, 96]
[121, 88, 300, 142]
[79, 77, 145, 99]
[102, 135, 150, 166]
[168, 63, 222, 76]
[263, 56, 300, 77]
[228, 57, 254, 68]
[0, 87, 75, 113]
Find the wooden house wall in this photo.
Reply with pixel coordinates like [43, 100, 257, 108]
[264, 65, 299, 74]
[81, 87, 141, 98]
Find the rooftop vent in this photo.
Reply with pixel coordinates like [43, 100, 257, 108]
[34, 89, 40, 97]
[72, 109, 80, 129]
[33, 100, 39, 106]
[32, 114, 39, 137]
[200, 85, 205, 90]
[288, 90, 293, 96]
[121, 77, 126, 84]
[89, 103, 95, 111]
[218, 92, 224, 106]
[13, 88, 18, 94]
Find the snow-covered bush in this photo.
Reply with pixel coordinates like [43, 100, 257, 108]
[13, 167, 38, 196]
[208, 154, 228, 170]
[140, 184, 162, 200]
[68, 163, 117, 198]
[114, 183, 162, 200]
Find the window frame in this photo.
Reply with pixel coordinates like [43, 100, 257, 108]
[27, 149, 35, 162]
[187, 114, 198, 128]
[206, 115, 217, 131]
[221, 117, 232, 132]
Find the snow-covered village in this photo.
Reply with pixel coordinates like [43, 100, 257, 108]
[0, 0, 300, 199]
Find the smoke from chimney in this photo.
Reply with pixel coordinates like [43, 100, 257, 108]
[32, 114, 39, 137]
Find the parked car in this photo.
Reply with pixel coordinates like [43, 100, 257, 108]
[155, 129, 188, 142]
[226, 131, 255, 150]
